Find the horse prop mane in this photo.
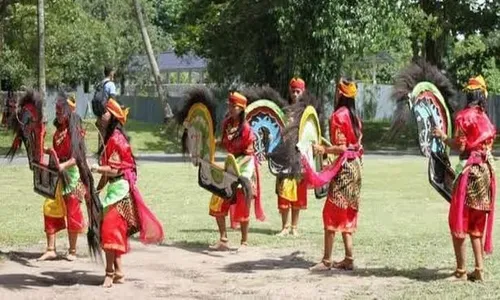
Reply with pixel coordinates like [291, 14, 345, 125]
[6, 90, 103, 261]
[392, 59, 457, 202]
[177, 86, 253, 203]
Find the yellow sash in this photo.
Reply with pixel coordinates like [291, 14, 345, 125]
[209, 194, 224, 212]
[43, 182, 66, 218]
[278, 178, 298, 202]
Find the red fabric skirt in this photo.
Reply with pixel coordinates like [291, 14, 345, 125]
[322, 199, 358, 233]
[450, 206, 488, 238]
[277, 180, 308, 211]
[209, 189, 250, 223]
[101, 205, 129, 256]
[44, 193, 86, 234]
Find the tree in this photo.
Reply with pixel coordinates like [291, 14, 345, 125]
[449, 31, 500, 94]
[133, 0, 172, 118]
[406, 0, 500, 68]
[37, 0, 45, 100]
[169, 1, 407, 95]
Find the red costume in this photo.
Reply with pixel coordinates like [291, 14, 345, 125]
[209, 92, 265, 227]
[100, 100, 164, 256]
[276, 78, 308, 212]
[100, 129, 136, 255]
[449, 106, 496, 253]
[43, 126, 86, 234]
[322, 107, 363, 232]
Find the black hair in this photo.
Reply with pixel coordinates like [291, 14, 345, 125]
[335, 79, 362, 139]
[104, 65, 114, 77]
[98, 114, 137, 172]
[466, 89, 487, 111]
[224, 109, 246, 141]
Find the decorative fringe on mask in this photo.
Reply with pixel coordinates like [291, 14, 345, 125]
[240, 85, 288, 108]
[389, 58, 457, 138]
[176, 86, 217, 157]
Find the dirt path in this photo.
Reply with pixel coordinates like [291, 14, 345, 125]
[0, 239, 409, 300]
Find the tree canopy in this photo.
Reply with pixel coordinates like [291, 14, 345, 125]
[0, 0, 498, 93]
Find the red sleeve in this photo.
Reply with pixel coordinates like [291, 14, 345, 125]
[330, 111, 347, 146]
[454, 118, 467, 150]
[102, 130, 135, 171]
[241, 122, 256, 155]
[103, 134, 122, 170]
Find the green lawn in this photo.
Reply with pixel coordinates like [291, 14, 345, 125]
[0, 119, 420, 156]
[1, 158, 500, 298]
[0, 119, 181, 156]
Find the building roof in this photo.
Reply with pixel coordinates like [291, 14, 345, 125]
[128, 51, 207, 72]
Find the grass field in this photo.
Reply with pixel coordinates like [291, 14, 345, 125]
[0, 119, 421, 157]
[1, 157, 500, 299]
[0, 119, 182, 156]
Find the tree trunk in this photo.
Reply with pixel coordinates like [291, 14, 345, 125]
[37, 0, 46, 105]
[133, 0, 173, 119]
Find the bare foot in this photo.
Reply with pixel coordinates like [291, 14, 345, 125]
[37, 250, 57, 261]
[64, 250, 77, 262]
[332, 258, 354, 271]
[309, 260, 332, 272]
[102, 273, 114, 288]
[467, 268, 484, 282]
[236, 242, 248, 253]
[290, 226, 299, 237]
[446, 269, 467, 281]
[208, 240, 230, 251]
[113, 272, 125, 284]
[276, 227, 289, 237]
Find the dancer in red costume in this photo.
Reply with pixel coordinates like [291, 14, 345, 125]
[208, 92, 265, 251]
[275, 78, 309, 237]
[304, 78, 363, 271]
[433, 75, 496, 282]
[38, 95, 87, 261]
[91, 99, 164, 288]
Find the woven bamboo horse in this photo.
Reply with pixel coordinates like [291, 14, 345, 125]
[392, 59, 457, 202]
[177, 86, 252, 202]
[6, 91, 103, 261]
[267, 91, 330, 199]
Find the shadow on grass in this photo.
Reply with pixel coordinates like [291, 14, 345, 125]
[0, 251, 63, 268]
[158, 240, 228, 258]
[223, 251, 314, 273]
[178, 227, 278, 236]
[0, 270, 102, 290]
[312, 266, 451, 282]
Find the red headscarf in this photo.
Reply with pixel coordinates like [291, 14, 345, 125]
[106, 99, 129, 125]
[228, 92, 248, 109]
[338, 79, 357, 99]
[289, 77, 306, 91]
